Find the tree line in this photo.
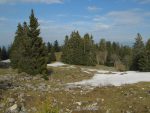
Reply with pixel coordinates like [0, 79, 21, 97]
[0, 46, 10, 61]
[61, 31, 96, 66]
[2, 9, 150, 78]
[61, 32, 150, 72]
[47, 40, 61, 63]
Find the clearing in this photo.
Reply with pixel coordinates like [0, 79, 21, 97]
[0, 62, 149, 113]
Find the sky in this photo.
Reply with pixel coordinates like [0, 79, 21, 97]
[0, 0, 150, 46]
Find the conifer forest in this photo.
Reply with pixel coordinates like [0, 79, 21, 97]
[0, 1, 150, 113]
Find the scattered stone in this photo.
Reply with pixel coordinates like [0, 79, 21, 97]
[139, 96, 143, 99]
[18, 93, 25, 103]
[76, 102, 82, 106]
[21, 105, 27, 112]
[54, 88, 60, 91]
[126, 111, 131, 113]
[142, 88, 145, 90]
[31, 107, 37, 112]
[8, 98, 15, 103]
[106, 109, 111, 113]
[101, 98, 104, 102]
[0, 80, 13, 90]
[0, 103, 5, 109]
[38, 83, 48, 92]
[9, 104, 18, 112]
[25, 83, 35, 90]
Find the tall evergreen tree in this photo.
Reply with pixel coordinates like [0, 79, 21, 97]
[54, 40, 60, 52]
[145, 39, 150, 71]
[112, 42, 120, 55]
[0, 47, 1, 61]
[47, 42, 52, 53]
[10, 23, 24, 68]
[82, 34, 96, 66]
[97, 39, 107, 65]
[120, 46, 132, 70]
[11, 10, 48, 75]
[131, 33, 144, 70]
[48, 47, 56, 63]
[1, 46, 8, 60]
[25, 9, 48, 75]
[17, 22, 31, 72]
[67, 31, 83, 65]
[105, 41, 113, 66]
[61, 35, 69, 62]
[138, 39, 150, 71]
[62, 32, 96, 66]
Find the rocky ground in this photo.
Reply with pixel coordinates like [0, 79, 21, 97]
[0, 64, 150, 113]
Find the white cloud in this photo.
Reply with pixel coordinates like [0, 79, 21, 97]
[122, 0, 150, 4]
[0, 17, 7, 21]
[87, 6, 102, 12]
[93, 23, 111, 31]
[107, 10, 143, 26]
[0, 0, 63, 4]
[135, 0, 150, 4]
[93, 9, 148, 28]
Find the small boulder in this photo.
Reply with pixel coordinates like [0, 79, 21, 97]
[9, 104, 18, 112]
[8, 98, 15, 103]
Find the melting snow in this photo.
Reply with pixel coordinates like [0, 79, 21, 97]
[0, 59, 11, 63]
[47, 62, 66, 67]
[68, 71, 150, 87]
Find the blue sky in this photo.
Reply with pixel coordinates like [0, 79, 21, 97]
[0, 0, 150, 46]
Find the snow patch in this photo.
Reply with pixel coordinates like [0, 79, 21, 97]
[0, 59, 11, 63]
[47, 62, 66, 67]
[81, 68, 112, 74]
[68, 71, 150, 87]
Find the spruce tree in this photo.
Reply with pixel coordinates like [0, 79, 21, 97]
[62, 32, 96, 66]
[68, 31, 83, 65]
[121, 46, 132, 70]
[97, 39, 107, 65]
[54, 40, 60, 52]
[145, 39, 150, 71]
[139, 39, 150, 71]
[105, 41, 113, 66]
[47, 42, 52, 53]
[11, 10, 48, 76]
[131, 33, 144, 71]
[48, 47, 56, 63]
[1, 46, 8, 60]
[82, 34, 96, 66]
[138, 49, 147, 71]
[0, 47, 1, 61]
[10, 23, 24, 68]
[26, 9, 48, 75]
[61, 35, 69, 63]
[112, 42, 120, 55]
[17, 22, 31, 72]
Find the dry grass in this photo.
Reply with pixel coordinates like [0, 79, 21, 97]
[0, 65, 150, 113]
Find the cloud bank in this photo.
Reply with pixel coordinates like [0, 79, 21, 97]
[0, 0, 63, 4]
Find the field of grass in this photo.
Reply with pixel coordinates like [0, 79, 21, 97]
[0, 65, 150, 113]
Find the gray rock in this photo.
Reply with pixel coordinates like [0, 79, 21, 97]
[0, 103, 5, 109]
[0, 80, 13, 90]
[31, 107, 37, 112]
[8, 98, 15, 103]
[8, 104, 18, 112]
[18, 93, 25, 102]
[20, 105, 27, 112]
[38, 83, 48, 92]
[25, 83, 35, 90]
